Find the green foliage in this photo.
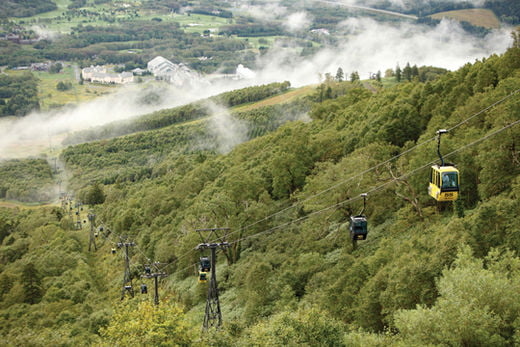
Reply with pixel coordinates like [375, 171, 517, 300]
[485, 0, 520, 24]
[395, 246, 520, 346]
[21, 262, 43, 304]
[219, 23, 284, 37]
[49, 63, 62, 74]
[241, 306, 345, 346]
[0, 159, 54, 202]
[210, 81, 291, 107]
[0, 0, 57, 17]
[0, 208, 111, 345]
[100, 299, 195, 346]
[2, 44, 520, 345]
[79, 183, 106, 205]
[0, 73, 39, 117]
[56, 81, 72, 91]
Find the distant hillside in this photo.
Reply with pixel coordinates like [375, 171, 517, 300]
[430, 9, 500, 28]
[1, 33, 520, 346]
[485, 0, 520, 24]
[0, 0, 57, 18]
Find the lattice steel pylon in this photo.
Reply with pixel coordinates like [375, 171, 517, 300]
[75, 202, 82, 230]
[87, 212, 97, 252]
[195, 228, 230, 330]
[119, 241, 136, 300]
[142, 263, 167, 305]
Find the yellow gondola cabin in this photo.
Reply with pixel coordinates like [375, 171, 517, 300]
[198, 271, 209, 283]
[428, 165, 459, 201]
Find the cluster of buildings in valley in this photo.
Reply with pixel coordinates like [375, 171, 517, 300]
[0, 33, 38, 44]
[81, 56, 207, 86]
[81, 66, 134, 84]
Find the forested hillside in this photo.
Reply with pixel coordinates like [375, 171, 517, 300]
[0, 0, 57, 18]
[1, 40, 520, 345]
[485, 0, 520, 24]
[0, 73, 39, 117]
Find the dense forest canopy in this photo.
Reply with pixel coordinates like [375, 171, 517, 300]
[0, 38, 519, 344]
[0, 73, 39, 117]
[1, 0, 520, 344]
[0, 159, 54, 202]
[0, 0, 57, 18]
[484, 0, 520, 24]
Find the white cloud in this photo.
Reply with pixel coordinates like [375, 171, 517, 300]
[205, 101, 248, 154]
[236, 64, 256, 79]
[283, 12, 312, 33]
[0, 17, 512, 160]
[238, 3, 288, 21]
[30, 25, 60, 41]
[251, 17, 511, 86]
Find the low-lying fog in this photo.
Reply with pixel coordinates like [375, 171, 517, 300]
[0, 16, 513, 160]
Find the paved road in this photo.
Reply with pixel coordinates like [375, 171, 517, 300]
[362, 81, 378, 93]
[317, 1, 418, 20]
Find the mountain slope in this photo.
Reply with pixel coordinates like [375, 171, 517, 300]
[1, 43, 520, 345]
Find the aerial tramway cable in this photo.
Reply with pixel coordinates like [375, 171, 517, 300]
[220, 118, 520, 249]
[204, 87, 520, 244]
[162, 110, 516, 279]
[125, 91, 520, 277]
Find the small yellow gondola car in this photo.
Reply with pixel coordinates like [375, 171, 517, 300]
[428, 164, 459, 201]
[198, 271, 209, 283]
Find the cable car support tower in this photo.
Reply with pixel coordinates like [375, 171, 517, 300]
[87, 211, 97, 252]
[142, 263, 167, 305]
[75, 202, 83, 230]
[119, 240, 136, 300]
[195, 227, 230, 330]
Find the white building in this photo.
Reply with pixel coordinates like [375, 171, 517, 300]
[81, 66, 134, 84]
[147, 56, 208, 87]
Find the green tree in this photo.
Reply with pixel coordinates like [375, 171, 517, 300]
[403, 62, 412, 81]
[49, 63, 63, 73]
[242, 306, 345, 346]
[395, 246, 520, 346]
[21, 262, 43, 304]
[336, 67, 344, 82]
[395, 65, 402, 82]
[0, 273, 14, 300]
[513, 28, 520, 48]
[56, 81, 72, 91]
[350, 71, 360, 82]
[100, 300, 195, 345]
[411, 64, 419, 77]
[84, 183, 106, 205]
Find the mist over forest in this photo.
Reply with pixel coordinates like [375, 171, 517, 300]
[1, 0, 520, 345]
[0, 9, 512, 159]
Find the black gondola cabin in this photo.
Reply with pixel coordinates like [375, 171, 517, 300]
[200, 256, 210, 272]
[350, 215, 367, 240]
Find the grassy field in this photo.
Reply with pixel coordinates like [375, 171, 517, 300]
[232, 85, 316, 113]
[18, 1, 234, 35]
[5, 67, 119, 110]
[162, 13, 232, 34]
[430, 9, 500, 29]
[0, 200, 59, 209]
[36, 66, 117, 110]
